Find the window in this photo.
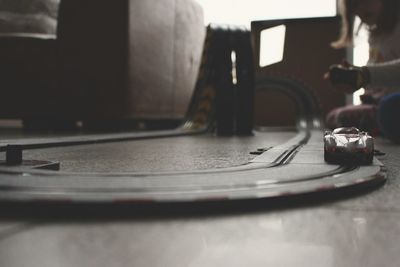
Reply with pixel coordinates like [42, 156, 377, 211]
[259, 25, 286, 67]
[352, 18, 370, 105]
[196, 0, 336, 27]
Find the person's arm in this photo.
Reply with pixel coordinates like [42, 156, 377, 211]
[327, 59, 400, 92]
[367, 58, 400, 89]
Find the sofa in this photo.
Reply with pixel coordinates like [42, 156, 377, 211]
[0, 0, 205, 129]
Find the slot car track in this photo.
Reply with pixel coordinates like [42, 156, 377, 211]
[0, 126, 386, 203]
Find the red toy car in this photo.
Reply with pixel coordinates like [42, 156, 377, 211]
[324, 127, 374, 164]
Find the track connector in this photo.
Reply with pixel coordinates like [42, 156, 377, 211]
[5, 145, 23, 165]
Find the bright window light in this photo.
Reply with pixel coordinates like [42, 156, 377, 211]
[352, 18, 370, 105]
[259, 25, 286, 67]
[195, 0, 336, 27]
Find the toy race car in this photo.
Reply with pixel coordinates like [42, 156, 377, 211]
[324, 127, 374, 165]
